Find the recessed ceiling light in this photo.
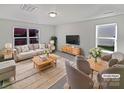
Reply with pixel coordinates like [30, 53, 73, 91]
[48, 12, 57, 18]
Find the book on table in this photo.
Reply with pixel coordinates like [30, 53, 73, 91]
[39, 55, 47, 61]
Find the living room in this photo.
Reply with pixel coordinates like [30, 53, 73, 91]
[1, 3, 124, 90]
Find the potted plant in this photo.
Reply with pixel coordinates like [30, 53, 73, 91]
[89, 47, 102, 62]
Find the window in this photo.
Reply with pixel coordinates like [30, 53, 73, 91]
[29, 29, 39, 44]
[14, 28, 39, 46]
[96, 23, 117, 53]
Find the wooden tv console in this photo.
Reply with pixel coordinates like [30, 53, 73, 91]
[61, 45, 81, 56]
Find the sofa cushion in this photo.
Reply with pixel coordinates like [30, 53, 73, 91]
[28, 44, 34, 50]
[35, 49, 44, 55]
[15, 46, 22, 53]
[17, 50, 36, 60]
[118, 60, 124, 65]
[21, 45, 29, 52]
[113, 64, 124, 68]
[33, 44, 39, 50]
[39, 44, 45, 49]
[0, 60, 16, 74]
[112, 52, 124, 62]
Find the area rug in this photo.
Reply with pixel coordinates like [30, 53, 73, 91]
[0, 55, 73, 89]
[0, 60, 41, 88]
[49, 75, 66, 89]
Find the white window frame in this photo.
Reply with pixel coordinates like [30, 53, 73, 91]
[96, 23, 117, 53]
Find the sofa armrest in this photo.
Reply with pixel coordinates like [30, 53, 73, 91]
[13, 49, 18, 61]
[13, 49, 18, 55]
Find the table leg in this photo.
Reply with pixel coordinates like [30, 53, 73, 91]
[51, 60, 56, 67]
[54, 59, 57, 66]
[14, 72, 16, 80]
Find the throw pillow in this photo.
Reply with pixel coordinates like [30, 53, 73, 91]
[33, 44, 39, 50]
[15, 46, 22, 53]
[39, 44, 45, 49]
[21, 45, 29, 52]
[28, 44, 34, 50]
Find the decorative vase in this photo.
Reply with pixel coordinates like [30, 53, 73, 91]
[94, 57, 97, 63]
[47, 53, 49, 57]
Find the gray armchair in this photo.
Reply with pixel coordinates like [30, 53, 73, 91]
[101, 54, 112, 62]
[65, 61, 94, 89]
[76, 55, 92, 76]
[101, 52, 124, 67]
[97, 64, 124, 89]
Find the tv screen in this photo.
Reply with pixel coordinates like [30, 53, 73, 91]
[66, 35, 80, 45]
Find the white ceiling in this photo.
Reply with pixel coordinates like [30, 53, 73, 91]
[0, 4, 124, 25]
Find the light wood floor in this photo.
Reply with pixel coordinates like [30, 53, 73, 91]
[3, 56, 67, 89]
[2, 52, 99, 89]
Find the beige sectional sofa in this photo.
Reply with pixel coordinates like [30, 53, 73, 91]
[13, 44, 46, 62]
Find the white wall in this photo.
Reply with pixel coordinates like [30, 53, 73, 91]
[56, 14, 124, 55]
[0, 19, 56, 49]
[1, 14, 124, 55]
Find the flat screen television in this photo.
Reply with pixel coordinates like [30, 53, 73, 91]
[66, 35, 80, 45]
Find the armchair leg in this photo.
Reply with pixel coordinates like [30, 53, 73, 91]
[98, 84, 102, 89]
[14, 76, 16, 80]
[14, 72, 16, 80]
[91, 69, 94, 79]
[64, 83, 71, 89]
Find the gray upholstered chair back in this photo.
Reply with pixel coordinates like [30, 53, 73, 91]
[101, 54, 112, 62]
[108, 59, 118, 67]
[76, 55, 92, 75]
[65, 61, 94, 89]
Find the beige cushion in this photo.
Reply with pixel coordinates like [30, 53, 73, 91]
[0, 60, 16, 74]
[39, 44, 45, 49]
[21, 45, 29, 52]
[35, 49, 44, 55]
[112, 52, 124, 62]
[15, 46, 22, 53]
[33, 44, 39, 50]
[17, 50, 36, 60]
[28, 44, 34, 50]
[0, 60, 16, 81]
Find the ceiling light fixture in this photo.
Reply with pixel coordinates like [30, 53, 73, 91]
[49, 12, 57, 18]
